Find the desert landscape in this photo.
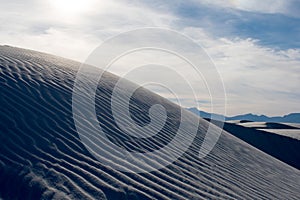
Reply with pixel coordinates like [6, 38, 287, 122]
[1, 0, 300, 199]
[1, 46, 299, 199]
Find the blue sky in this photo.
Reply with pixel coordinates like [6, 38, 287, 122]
[177, 4, 300, 49]
[0, 0, 299, 116]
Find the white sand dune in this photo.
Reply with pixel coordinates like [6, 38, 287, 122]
[0, 46, 300, 199]
[235, 122, 300, 140]
[208, 120, 300, 170]
[258, 129, 300, 140]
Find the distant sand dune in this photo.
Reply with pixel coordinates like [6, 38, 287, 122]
[207, 120, 300, 170]
[1, 46, 300, 199]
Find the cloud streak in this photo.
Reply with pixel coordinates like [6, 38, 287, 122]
[197, 0, 300, 17]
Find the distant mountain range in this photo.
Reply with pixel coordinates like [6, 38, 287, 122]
[187, 107, 300, 123]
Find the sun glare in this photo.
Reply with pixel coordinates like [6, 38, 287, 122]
[50, 0, 95, 14]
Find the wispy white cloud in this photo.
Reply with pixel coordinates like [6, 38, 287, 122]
[197, 0, 299, 17]
[0, 0, 176, 61]
[183, 27, 300, 115]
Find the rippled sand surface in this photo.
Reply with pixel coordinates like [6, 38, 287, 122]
[1, 46, 299, 199]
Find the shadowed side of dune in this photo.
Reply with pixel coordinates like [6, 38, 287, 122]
[206, 119, 300, 170]
[1, 46, 300, 199]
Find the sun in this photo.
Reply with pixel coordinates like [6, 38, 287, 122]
[50, 0, 95, 14]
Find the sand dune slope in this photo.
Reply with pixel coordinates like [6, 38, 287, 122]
[0, 46, 300, 199]
[207, 121, 300, 170]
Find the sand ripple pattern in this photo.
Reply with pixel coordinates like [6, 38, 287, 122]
[0, 46, 300, 199]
